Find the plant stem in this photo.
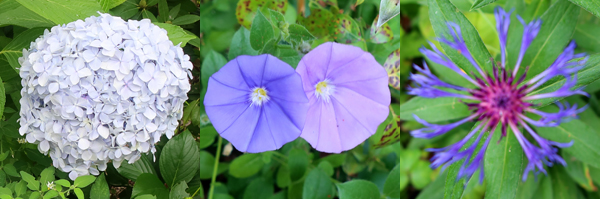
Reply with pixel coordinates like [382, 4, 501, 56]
[207, 136, 223, 199]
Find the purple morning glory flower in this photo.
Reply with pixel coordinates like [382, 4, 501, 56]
[204, 54, 309, 153]
[296, 42, 391, 153]
[409, 7, 588, 183]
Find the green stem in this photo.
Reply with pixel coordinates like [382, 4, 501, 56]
[207, 136, 223, 199]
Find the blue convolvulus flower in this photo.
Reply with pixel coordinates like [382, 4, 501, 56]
[409, 7, 589, 183]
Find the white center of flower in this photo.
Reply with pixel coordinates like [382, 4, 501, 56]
[315, 79, 335, 102]
[250, 87, 270, 106]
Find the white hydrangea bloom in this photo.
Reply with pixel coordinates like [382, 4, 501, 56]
[17, 13, 193, 180]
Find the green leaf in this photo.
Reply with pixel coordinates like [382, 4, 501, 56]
[336, 180, 380, 199]
[228, 27, 258, 60]
[199, 126, 217, 149]
[384, 164, 400, 198]
[169, 181, 189, 199]
[199, 150, 228, 179]
[201, 50, 227, 92]
[550, 166, 581, 198]
[0, 77, 4, 120]
[428, 0, 493, 78]
[574, 23, 600, 53]
[168, 4, 180, 20]
[318, 154, 346, 168]
[444, 123, 488, 199]
[287, 24, 315, 44]
[316, 161, 333, 177]
[522, 0, 579, 80]
[302, 168, 334, 199]
[288, 149, 309, 182]
[14, 0, 101, 24]
[515, 174, 542, 199]
[109, 0, 139, 19]
[533, 106, 600, 168]
[376, 0, 400, 28]
[399, 97, 470, 123]
[117, 154, 157, 181]
[0, 0, 54, 28]
[142, 9, 157, 22]
[19, 171, 39, 191]
[74, 175, 96, 188]
[0, 170, 5, 187]
[484, 127, 524, 199]
[235, 0, 288, 29]
[276, 165, 291, 188]
[371, 15, 394, 44]
[529, 53, 600, 106]
[29, 191, 41, 199]
[416, 171, 447, 199]
[90, 173, 110, 199]
[561, 151, 596, 191]
[132, 173, 169, 199]
[0, 187, 10, 197]
[74, 188, 84, 199]
[159, 130, 200, 187]
[470, 0, 498, 10]
[3, 164, 19, 177]
[250, 10, 275, 51]
[43, 190, 59, 199]
[229, 153, 264, 178]
[153, 23, 198, 47]
[410, 160, 432, 189]
[54, 179, 70, 187]
[98, 0, 127, 12]
[157, 0, 169, 22]
[0, 28, 45, 74]
[243, 178, 274, 199]
[568, 0, 600, 19]
[172, 15, 200, 25]
[15, 180, 26, 196]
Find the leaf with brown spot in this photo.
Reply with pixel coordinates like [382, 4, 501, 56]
[384, 49, 400, 89]
[370, 15, 393, 43]
[236, 0, 288, 29]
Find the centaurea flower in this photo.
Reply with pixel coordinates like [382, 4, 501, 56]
[409, 7, 588, 182]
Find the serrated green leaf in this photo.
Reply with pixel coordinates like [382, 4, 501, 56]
[484, 127, 524, 199]
[172, 15, 200, 25]
[302, 169, 334, 199]
[132, 173, 169, 199]
[99, 0, 127, 12]
[229, 153, 264, 178]
[250, 10, 275, 51]
[154, 22, 198, 47]
[159, 130, 200, 187]
[0, 28, 45, 74]
[336, 180, 380, 199]
[90, 173, 110, 199]
[14, 0, 101, 24]
[400, 97, 470, 123]
[0, 0, 54, 28]
[117, 154, 157, 181]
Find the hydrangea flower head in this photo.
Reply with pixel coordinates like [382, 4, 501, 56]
[296, 42, 391, 153]
[18, 13, 193, 180]
[410, 7, 588, 182]
[203, 54, 309, 153]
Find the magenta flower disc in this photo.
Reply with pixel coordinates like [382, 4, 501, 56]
[296, 42, 391, 153]
[204, 54, 309, 153]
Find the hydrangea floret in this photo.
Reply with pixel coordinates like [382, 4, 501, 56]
[18, 13, 193, 180]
